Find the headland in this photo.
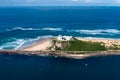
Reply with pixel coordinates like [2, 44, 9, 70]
[0, 35, 120, 59]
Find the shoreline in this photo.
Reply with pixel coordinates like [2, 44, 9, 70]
[77, 38, 120, 48]
[0, 50, 120, 59]
[20, 37, 120, 51]
[0, 37, 120, 59]
[21, 38, 52, 51]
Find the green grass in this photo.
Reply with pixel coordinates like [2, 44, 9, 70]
[108, 44, 120, 50]
[63, 40, 107, 51]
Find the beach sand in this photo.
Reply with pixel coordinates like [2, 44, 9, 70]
[78, 38, 120, 48]
[22, 38, 52, 51]
[1, 37, 120, 59]
[21, 37, 120, 51]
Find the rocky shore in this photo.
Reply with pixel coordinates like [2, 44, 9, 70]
[0, 50, 120, 59]
[1, 37, 120, 59]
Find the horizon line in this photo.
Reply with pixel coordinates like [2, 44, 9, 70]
[0, 5, 120, 7]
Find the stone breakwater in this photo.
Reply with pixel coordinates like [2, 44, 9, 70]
[0, 50, 120, 59]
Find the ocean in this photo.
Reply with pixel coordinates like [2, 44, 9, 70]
[0, 6, 120, 80]
[0, 54, 120, 80]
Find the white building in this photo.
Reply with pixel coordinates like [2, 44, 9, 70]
[57, 35, 73, 41]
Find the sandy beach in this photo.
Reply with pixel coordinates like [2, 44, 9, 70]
[22, 38, 52, 51]
[1, 37, 120, 59]
[21, 37, 120, 52]
[0, 37, 115, 59]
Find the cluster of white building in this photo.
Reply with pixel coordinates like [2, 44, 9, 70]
[57, 35, 73, 41]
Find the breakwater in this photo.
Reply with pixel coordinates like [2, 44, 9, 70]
[0, 50, 120, 59]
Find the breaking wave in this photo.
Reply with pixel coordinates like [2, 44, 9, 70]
[41, 27, 63, 31]
[6, 27, 41, 31]
[6, 27, 63, 32]
[0, 39, 26, 50]
[0, 35, 53, 50]
[76, 37, 119, 40]
[68, 29, 120, 35]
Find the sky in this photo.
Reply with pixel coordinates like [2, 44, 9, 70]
[0, 0, 120, 6]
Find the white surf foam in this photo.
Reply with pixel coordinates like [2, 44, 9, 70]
[0, 35, 53, 50]
[41, 27, 63, 31]
[6, 27, 63, 32]
[6, 27, 41, 31]
[76, 37, 120, 40]
[0, 39, 26, 50]
[68, 29, 120, 35]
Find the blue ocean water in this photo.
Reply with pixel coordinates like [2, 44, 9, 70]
[0, 6, 120, 50]
[0, 6, 120, 80]
[0, 54, 120, 80]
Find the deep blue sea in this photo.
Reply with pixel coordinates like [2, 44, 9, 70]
[0, 6, 120, 80]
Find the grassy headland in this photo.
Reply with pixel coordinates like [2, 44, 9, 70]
[63, 40, 107, 51]
[1, 37, 120, 59]
[51, 38, 107, 51]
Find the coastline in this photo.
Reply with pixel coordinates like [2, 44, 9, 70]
[21, 37, 120, 51]
[77, 38, 120, 48]
[21, 38, 52, 51]
[0, 50, 120, 59]
[0, 37, 120, 59]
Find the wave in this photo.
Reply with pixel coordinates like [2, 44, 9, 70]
[6, 27, 63, 32]
[0, 35, 53, 50]
[0, 39, 26, 50]
[76, 37, 120, 40]
[6, 27, 41, 31]
[41, 27, 63, 31]
[68, 29, 120, 35]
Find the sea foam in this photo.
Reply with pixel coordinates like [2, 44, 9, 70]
[41, 27, 63, 31]
[68, 29, 120, 35]
[6, 27, 63, 32]
[0, 35, 53, 50]
[0, 39, 26, 50]
[6, 27, 41, 31]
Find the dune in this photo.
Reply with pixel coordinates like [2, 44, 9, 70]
[77, 38, 120, 48]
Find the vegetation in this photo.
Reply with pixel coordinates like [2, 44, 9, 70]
[55, 40, 107, 51]
[108, 44, 120, 50]
[51, 37, 120, 51]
